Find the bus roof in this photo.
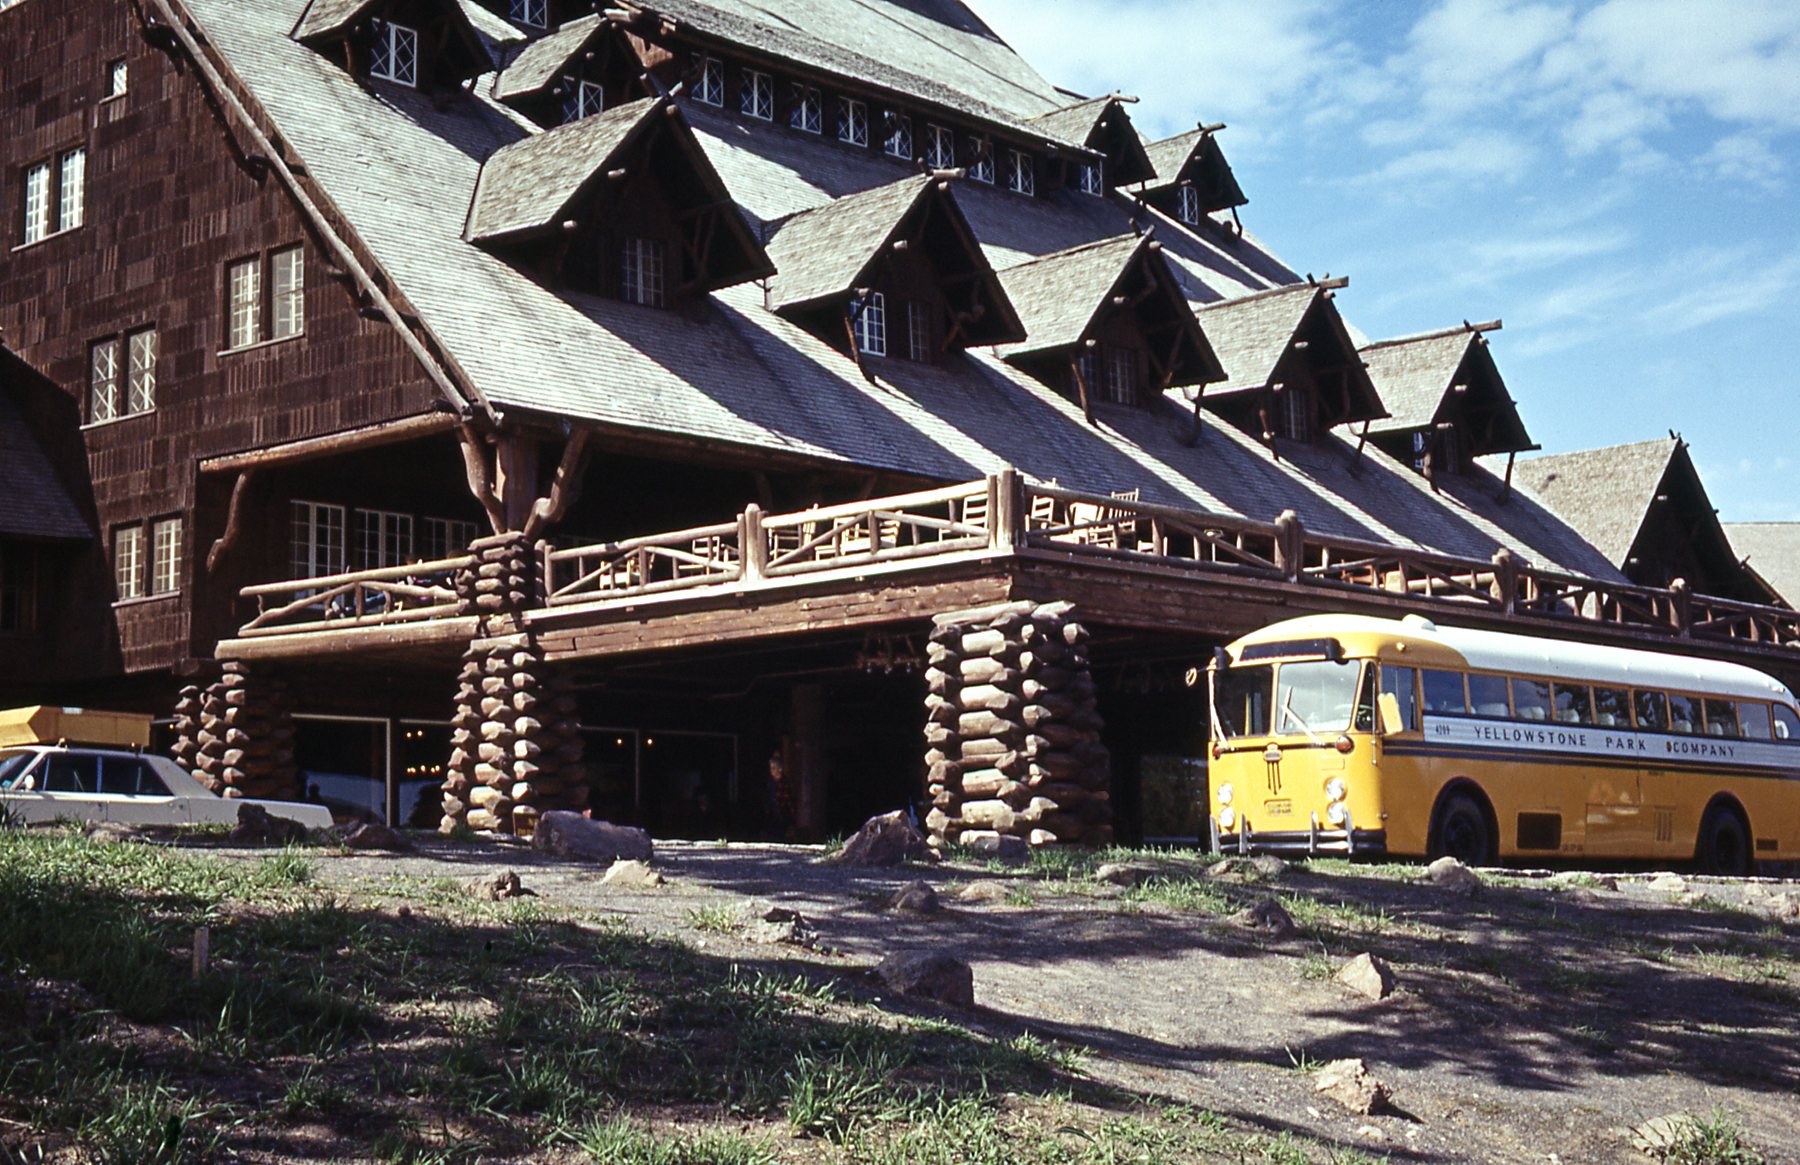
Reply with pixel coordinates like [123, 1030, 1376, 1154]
[1230, 614, 1797, 706]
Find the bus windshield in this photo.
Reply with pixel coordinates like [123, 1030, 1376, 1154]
[1213, 664, 1272, 739]
[1274, 659, 1369, 736]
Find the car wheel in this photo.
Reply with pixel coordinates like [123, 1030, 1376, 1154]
[1695, 803, 1753, 876]
[1432, 791, 1493, 866]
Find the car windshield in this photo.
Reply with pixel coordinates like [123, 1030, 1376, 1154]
[1274, 659, 1369, 736]
[0, 750, 37, 789]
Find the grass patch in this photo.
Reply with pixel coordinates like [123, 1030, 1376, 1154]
[1655, 1108, 1767, 1165]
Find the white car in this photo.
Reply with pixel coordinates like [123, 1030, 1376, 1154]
[0, 745, 334, 830]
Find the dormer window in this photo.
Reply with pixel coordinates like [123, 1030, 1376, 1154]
[370, 21, 419, 87]
[852, 292, 887, 356]
[563, 80, 604, 123]
[696, 56, 724, 105]
[883, 113, 913, 160]
[836, 98, 868, 146]
[1078, 160, 1104, 196]
[790, 86, 822, 133]
[1070, 346, 1139, 405]
[968, 138, 994, 184]
[1005, 149, 1034, 195]
[509, 0, 546, 27]
[1176, 185, 1201, 225]
[907, 301, 934, 363]
[739, 69, 773, 120]
[925, 124, 954, 169]
[1277, 388, 1313, 442]
[619, 237, 666, 307]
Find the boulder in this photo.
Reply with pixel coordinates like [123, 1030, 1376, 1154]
[960, 830, 1028, 864]
[1093, 862, 1155, 887]
[1230, 898, 1295, 936]
[825, 811, 938, 867]
[230, 802, 308, 846]
[956, 880, 1011, 904]
[1629, 1115, 1703, 1156]
[747, 907, 817, 947]
[1425, 856, 1481, 894]
[1207, 855, 1287, 881]
[876, 951, 974, 1008]
[600, 859, 665, 887]
[890, 880, 943, 915]
[467, 870, 528, 901]
[342, 822, 411, 851]
[531, 811, 653, 863]
[1647, 873, 1688, 896]
[1335, 952, 1397, 1001]
[1314, 1058, 1391, 1115]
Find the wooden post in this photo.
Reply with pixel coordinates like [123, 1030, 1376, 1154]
[742, 504, 767, 582]
[494, 435, 541, 533]
[1273, 509, 1303, 581]
[990, 470, 1022, 554]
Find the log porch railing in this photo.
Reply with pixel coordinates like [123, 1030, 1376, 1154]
[237, 473, 1800, 651]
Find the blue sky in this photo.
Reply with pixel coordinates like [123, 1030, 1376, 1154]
[977, 0, 1800, 521]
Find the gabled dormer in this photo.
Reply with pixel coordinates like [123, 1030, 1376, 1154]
[494, 15, 656, 127]
[465, 97, 772, 305]
[996, 234, 1223, 418]
[1026, 95, 1155, 196]
[1137, 126, 1247, 228]
[468, 0, 582, 37]
[763, 176, 1024, 366]
[1361, 322, 1536, 486]
[293, 0, 491, 91]
[1195, 281, 1385, 446]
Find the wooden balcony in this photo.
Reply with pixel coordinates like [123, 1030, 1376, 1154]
[220, 473, 1800, 668]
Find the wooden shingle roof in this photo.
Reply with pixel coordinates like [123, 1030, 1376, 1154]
[466, 97, 664, 243]
[1361, 324, 1533, 455]
[764, 176, 936, 310]
[493, 13, 603, 102]
[1193, 284, 1315, 395]
[1512, 439, 1675, 567]
[1025, 95, 1155, 185]
[1725, 524, 1800, 608]
[0, 352, 91, 543]
[1137, 127, 1246, 211]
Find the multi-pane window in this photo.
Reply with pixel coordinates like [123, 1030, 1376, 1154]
[89, 339, 121, 423]
[356, 509, 415, 569]
[836, 98, 868, 146]
[1074, 349, 1099, 398]
[107, 58, 129, 98]
[907, 301, 933, 363]
[21, 148, 86, 244]
[509, 0, 547, 27]
[1277, 388, 1312, 442]
[696, 56, 724, 105]
[370, 21, 419, 86]
[851, 292, 886, 356]
[113, 525, 144, 601]
[739, 69, 774, 120]
[1078, 160, 1104, 196]
[925, 124, 954, 169]
[789, 86, 822, 133]
[422, 517, 479, 561]
[84, 329, 157, 425]
[272, 245, 305, 339]
[883, 112, 912, 160]
[1004, 148, 1034, 195]
[150, 517, 182, 595]
[564, 80, 604, 123]
[291, 501, 347, 580]
[226, 246, 303, 349]
[1176, 184, 1201, 225]
[968, 140, 994, 184]
[127, 329, 157, 414]
[227, 257, 263, 349]
[1104, 347, 1137, 404]
[620, 236, 665, 307]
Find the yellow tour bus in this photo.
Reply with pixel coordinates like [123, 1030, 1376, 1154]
[1205, 613, 1800, 871]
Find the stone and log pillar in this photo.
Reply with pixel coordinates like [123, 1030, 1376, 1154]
[922, 600, 1112, 848]
[440, 531, 586, 835]
[172, 661, 299, 800]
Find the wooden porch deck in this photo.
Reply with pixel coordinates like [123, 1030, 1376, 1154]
[215, 473, 1800, 670]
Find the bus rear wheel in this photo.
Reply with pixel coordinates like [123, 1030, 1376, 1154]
[1431, 791, 1494, 867]
[1695, 804, 1753, 876]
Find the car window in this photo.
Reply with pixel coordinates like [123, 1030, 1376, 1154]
[40, 754, 100, 793]
[1635, 690, 1669, 731]
[1552, 683, 1593, 725]
[1668, 693, 1701, 734]
[1511, 677, 1550, 722]
[1467, 673, 1509, 718]
[1593, 686, 1630, 728]
[1737, 702, 1772, 741]
[0, 751, 39, 789]
[1421, 670, 1466, 715]
[1703, 698, 1739, 737]
[99, 757, 170, 796]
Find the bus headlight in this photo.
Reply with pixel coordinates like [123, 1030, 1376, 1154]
[1325, 802, 1348, 826]
[1324, 777, 1346, 803]
[1218, 807, 1236, 829]
[1217, 783, 1234, 807]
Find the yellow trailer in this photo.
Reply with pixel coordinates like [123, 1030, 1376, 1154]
[0, 706, 154, 750]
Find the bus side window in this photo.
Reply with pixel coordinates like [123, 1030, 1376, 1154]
[1420, 670, 1466, 716]
[1737, 701, 1772, 741]
[1593, 686, 1630, 728]
[1379, 664, 1418, 732]
[1512, 677, 1551, 722]
[1636, 690, 1670, 731]
[1774, 704, 1800, 742]
[1705, 698, 1741, 738]
[1667, 693, 1701, 734]
[1553, 683, 1593, 725]
[1468, 673, 1509, 718]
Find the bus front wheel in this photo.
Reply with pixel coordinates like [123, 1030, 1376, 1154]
[1695, 803, 1753, 876]
[1431, 790, 1494, 867]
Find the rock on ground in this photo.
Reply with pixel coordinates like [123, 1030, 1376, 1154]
[467, 870, 527, 900]
[230, 803, 308, 846]
[876, 950, 974, 1007]
[960, 831, 1028, 864]
[1314, 1058, 1391, 1115]
[1629, 1114, 1701, 1155]
[1231, 898, 1294, 936]
[1207, 855, 1287, 881]
[956, 881, 1011, 904]
[1425, 856, 1480, 893]
[531, 812, 652, 863]
[1334, 952, 1397, 1000]
[890, 880, 942, 914]
[600, 859, 664, 887]
[825, 811, 938, 867]
[1093, 862, 1156, 887]
[343, 822, 411, 851]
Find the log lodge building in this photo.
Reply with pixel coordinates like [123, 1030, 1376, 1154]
[4, 0, 1799, 846]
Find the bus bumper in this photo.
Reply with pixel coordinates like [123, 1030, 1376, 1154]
[1209, 814, 1387, 858]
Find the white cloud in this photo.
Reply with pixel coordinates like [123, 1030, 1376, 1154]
[1701, 132, 1786, 189]
[1353, 131, 1534, 187]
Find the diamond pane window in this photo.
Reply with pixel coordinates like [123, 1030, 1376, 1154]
[272, 245, 304, 339]
[371, 22, 418, 86]
[1177, 185, 1201, 225]
[108, 59, 128, 98]
[128, 329, 157, 414]
[790, 86, 822, 133]
[114, 525, 143, 601]
[697, 56, 724, 105]
[740, 69, 773, 120]
[883, 113, 912, 159]
[852, 292, 886, 356]
[1005, 149, 1034, 195]
[89, 339, 121, 423]
[1078, 160, 1104, 196]
[968, 141, 994, 184]
[227, 257, 262, 349]
[151, 518, 182, 595]
[925, 124, 953, 169]
[509, 0, 547, 27]
[836, 98, 867, 146]
[620, 237, 666, 307]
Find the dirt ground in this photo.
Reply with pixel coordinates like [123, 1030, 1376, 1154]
[232, 837, 1800, 1165]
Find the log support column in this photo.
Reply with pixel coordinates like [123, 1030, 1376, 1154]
[441, 531, 586, 835]
[172, 661, 298, 800]
[922, 600, 1112, 848]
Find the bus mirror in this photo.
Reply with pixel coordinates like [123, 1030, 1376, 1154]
[1377, 692, 1405, 735]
